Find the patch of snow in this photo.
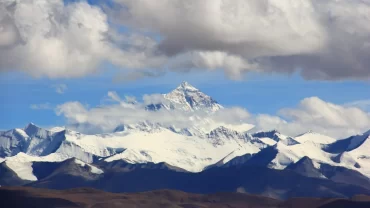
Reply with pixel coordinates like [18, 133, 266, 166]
[270, 142, 336, 170]
[74, 159, 104, 175]
[221, 123, 255, 133]
[252, 130, 289, 142]
[49, 126, 66, 132]
[265, 139, 370, 178]
[4, 152, 69, 181]
[14, 128, 29, 138]
[294, 132, 336, 144]
[101, 127, 263, 172]
[218, 144, 261, 164]
[337, 152, 358, 167]
[259, 138, 278, 146]
[348, 134, 370, 173]
[5, 160, 36, 181]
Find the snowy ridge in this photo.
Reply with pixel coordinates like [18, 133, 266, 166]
[102, 126, 265, 172]
[74, 159, 104, 175]
[347, 132, 370, 176]
[49, 126, 66, 132]
[252, 130, 293, 146]
[0, 123, 66, 158]
[2, 124, 370, 180]
[4, 152, 69, 181]
[254, 131, 370, 178]
[1, 123, 266, 173]
[294, 131, 336, 144]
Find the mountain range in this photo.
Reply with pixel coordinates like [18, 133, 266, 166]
[1, 82, 370, 200]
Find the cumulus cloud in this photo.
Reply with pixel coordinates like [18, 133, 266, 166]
[142, 93, 168, 105]
[0, 0, 107, 77]
[212, 107, 251, 124]
[112, 0, 370, 80]
[55, 91, 370, 138]
[1, 0, 370, 80]
[56, 101, 88, 124]
[169, 51, 259, 79]
[252, 97, 370, 138]
[0, 0, 165, 78]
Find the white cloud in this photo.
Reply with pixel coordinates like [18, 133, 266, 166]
[1, 0, 370, 80]
[52, 84, 68, 94]
[55, 101, 88, 124]
[107, 91, 121, 103]
[112, 0, 370, 80]
[252, 97, 370, 138]
[169, 51, 260, 79]
[344, 99, 370, 112]
[55, 91, 246, 133]
[106, 91, 136, 108]
[30, 103, 52, 110]
[0, 0, 108, 77]
[0, 0, 165, 78]
[212, 107, 251, 124]
[55, 92, 370, 138]
[142, 94, 168, 105]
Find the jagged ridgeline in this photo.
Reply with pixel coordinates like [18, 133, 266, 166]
[1, 82, 370, 199]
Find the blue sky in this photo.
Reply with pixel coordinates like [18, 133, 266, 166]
[1, 65, 369, 130]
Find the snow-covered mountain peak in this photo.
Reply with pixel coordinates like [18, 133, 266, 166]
[252, 129, 289, 142]
[24, 123, 41, 136]
[177, 81, 199, 91]
[49, 126, 66, 133]
[296, 130, 321, 136]
[163, 82, 223, 112]
[209, 126, 237, 136]
[253, 129, 281, 136]
[206, 126, 256, 146]
[208, 126, 242, 138]
[294, 131, 336, 144]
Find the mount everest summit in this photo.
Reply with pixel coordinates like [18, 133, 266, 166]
[145, 81, 223, 112]
[1, 82, 370, 199]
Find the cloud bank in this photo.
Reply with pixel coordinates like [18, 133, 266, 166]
[0, 0, 164, 78]
[1, 0, 370, 80]
[55, 91, 370, 138]
[253, 97, 370, 139]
